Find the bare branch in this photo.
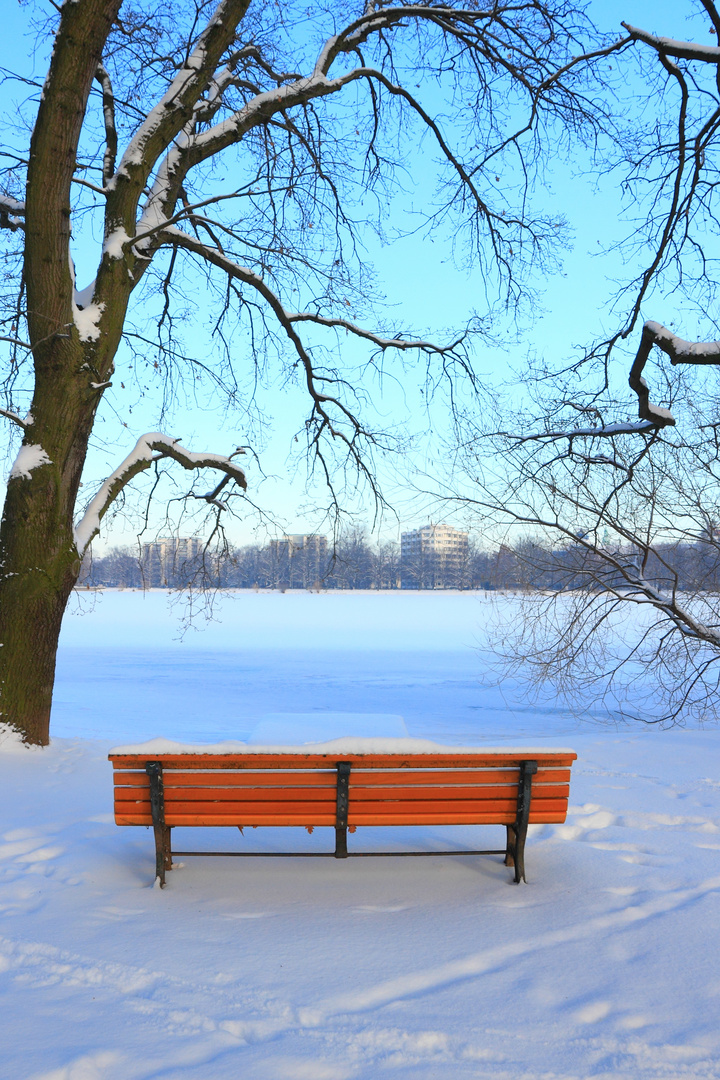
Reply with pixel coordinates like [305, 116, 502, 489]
[287, 313, 463, 355]
[510, 421, 657, 444]
[95, 63, 118, 186]
[0, 195, 25, 231]
[0, 407, 27, 430]
[628, 320, 720, 428]
[0, 196, 26, 216]
[112, 0, 252, 194]
[73, 433, 247, 555]
[0, 335, 31, 350]
[622, 23, 720, 64]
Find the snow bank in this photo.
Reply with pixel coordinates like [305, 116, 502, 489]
[0, 722, 43, 752]
[1, 726, 719, 1080]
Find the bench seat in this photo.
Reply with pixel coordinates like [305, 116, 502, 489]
[109, 747, 577, 886]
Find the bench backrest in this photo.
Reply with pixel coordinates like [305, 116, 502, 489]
[110, 751, 576, 828]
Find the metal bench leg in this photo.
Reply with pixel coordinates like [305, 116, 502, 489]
[334, 826, 348, 858]
[146, 761, 170, 887]
[505, 825, 516, 867]
[335, 762, 351, 858]
[512, 760, 538, 884]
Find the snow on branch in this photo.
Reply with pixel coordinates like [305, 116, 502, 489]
[622, 23, 720, 64]
[0, 407, 29, 431]
[601, 568, 720, 649]
[312, 6, 419, 76]
[189, 67, 368, 163]
[0, 195, 25, 231]
[628, 320, 720, 429]
[513, 421, 657, 444]
[185, 8, 485, 169]
[73, 433, 247, 555]
[510, 315, 717, 442]
[486, 496, 720, 647]
[642, 320, 720, 363]
[95, 63, 118, 187]
[112, 0, 248, 189]
[184, 1, 448, 156]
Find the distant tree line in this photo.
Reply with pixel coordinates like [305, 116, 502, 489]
[80, 532, 403, 590]
[77, 531, 720, 593]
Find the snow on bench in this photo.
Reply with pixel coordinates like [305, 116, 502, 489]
[109, 738, 577, 887]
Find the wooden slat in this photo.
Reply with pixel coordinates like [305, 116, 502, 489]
[112, 767, 572, 794]
[114, 786, 336, 803]
[120, 813, 339, 826]
[167, 787, 336, 804]
[349, 811, 569, 826]
[110, 751, 577, 770]
[113, 799, 151, 812]
[346, 797, 569, 815]
[163, 771, 337, 788]
[112, 772, 151, 787]
[348, 784, 569, 802]
[116, 811, 569, 827]
[116, 796, 568, 819]
[115, 782, 569, 804]
[112, 772, 571, 802]
[157, 799, 364, 816]
[348, 768, 571, 786]
[116, 800, 334, 817]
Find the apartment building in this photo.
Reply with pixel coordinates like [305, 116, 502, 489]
[400, 523, 469, 589]
[141, 536, 203, 587]
[268, 534, 329, 588]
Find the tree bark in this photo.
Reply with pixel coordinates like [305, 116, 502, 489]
[0, 0, 122, 743]
[0, 335, 100, 744]
[0, 507, 79, 746]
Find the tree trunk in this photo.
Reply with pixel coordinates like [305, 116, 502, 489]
[0, 342, 98, 745]
[1, 0, 127, 745]
[0, 523, 77, 746]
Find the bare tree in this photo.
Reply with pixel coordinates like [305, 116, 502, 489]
[0, 0, 620, 744]
[457, 397, 720, 723]
[453, 2, 720, 724]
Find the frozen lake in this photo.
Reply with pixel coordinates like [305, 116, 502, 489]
[55, 589, 600, 743]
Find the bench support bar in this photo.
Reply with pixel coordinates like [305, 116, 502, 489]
[335, 762, 351, 858]
[173, 849, 507, 858]
[505, 760, 538, 883]
[146, 761, 172, 887]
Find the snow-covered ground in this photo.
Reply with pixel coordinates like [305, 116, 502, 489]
[2, 590, 719, 1079]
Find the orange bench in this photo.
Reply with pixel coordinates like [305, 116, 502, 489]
[109, 748, 576, 886]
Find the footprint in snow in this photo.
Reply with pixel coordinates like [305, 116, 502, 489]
[223, 911, 277, 919]
[94, 907, 148, 920]
[353, 904, 409, 913]
[573, 1000, 612, 1024]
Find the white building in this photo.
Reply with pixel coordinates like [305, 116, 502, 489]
[268, 534, 328, 587]
[141, 537, 203, 586]
[400, 523, 469, 588]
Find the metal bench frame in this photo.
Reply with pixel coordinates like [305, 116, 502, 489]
[143, 757, 541, 886]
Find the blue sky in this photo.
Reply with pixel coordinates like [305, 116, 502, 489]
[0, 0, 714, 550]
